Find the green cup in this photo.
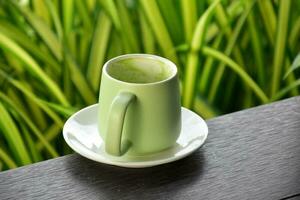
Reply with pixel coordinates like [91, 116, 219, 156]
[98, 54, 181, 156]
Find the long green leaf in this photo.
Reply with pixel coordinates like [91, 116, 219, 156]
[140, 0, 179, 66]
[33, 0, 51, 25]
[255, 0, 297, 97]
[289, 17, 300, 53]
[207, 1, 250, 103]
[284, 52, 300, 79]
[75, 0, 92, 31]
[271, 0, 291, 96]
[181, 0, 197, 43]
[97, 0, 121, 30]
[87, 12, 112, 92]
[0, 92, 59, 157]
[6, 88, 28, 115]
[62, 0, 77, 58]
[22, 124, 42, 162]
[205, 1, 246, 43]
[223, 73, 237, 109]
[247, 10, 265, 87]
[13, 2, 63, 61]
[283, 59, 299, 96]
[45, 0, 63, 41]
[78, 30, 92, 69]
[0, 33, 69, 106]
[62, 57, 73, 103]
[23, 83, 47, 130]
[271, 79, 300, 101]
[40, 100, 76, 117]
[157, 0, 183, 44]
[62, 0, 74, 35]
[257, 0, 276, 45]
[116, 0, 140, 52]
[106, 30, 123, 59]
[0, 73, 65, 126]
[65, 53, 97, 104]
[139, 10, 155, 54]
[0, 20, 61, 74]
[202, 46, 269, 103]
[199, 33, 223, 95]
[0, 147, 17, 169]
[36, 124, 61, 151]
[0, 102, 32, 165]
[183, 0, 220, 108]
[2, 50, 23, 73]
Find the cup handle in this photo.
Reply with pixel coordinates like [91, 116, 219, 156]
[105, 92, 136, 156]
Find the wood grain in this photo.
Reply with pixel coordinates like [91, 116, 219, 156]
[1, 97, 300, 200]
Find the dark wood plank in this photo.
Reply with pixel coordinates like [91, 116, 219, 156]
[1, 97, 300, 200]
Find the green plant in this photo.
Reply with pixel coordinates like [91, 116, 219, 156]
[0, 0, 299, 170]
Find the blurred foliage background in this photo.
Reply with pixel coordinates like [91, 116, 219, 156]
[0, 0, 300, 171]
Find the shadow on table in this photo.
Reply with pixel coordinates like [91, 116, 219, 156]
[66, 149, 206, 199]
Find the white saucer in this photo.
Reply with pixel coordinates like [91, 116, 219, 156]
[63, 104, 208, 168]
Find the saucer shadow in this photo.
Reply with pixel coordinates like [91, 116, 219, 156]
[66, 149, 206, 199]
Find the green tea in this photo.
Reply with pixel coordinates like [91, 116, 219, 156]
[107, 57, 172, 84]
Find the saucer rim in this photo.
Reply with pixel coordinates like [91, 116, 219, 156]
[63, 104, 208, 168]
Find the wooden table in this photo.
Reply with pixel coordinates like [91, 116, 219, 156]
[1, 97, 300, 200]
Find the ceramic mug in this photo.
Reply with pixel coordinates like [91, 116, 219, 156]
[98, 54, 181, 156]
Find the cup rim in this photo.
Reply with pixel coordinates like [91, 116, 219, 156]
[103, 54, 178, 86]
